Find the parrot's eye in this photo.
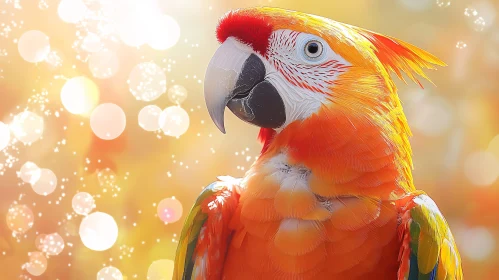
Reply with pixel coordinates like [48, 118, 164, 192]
[304, 40, 323, 58]
[296, 34, 329, 64]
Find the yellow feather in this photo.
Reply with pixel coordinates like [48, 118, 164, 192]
[417, 230, 440, 274]
[404, 194, 462, 279]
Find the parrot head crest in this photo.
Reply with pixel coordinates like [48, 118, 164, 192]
[205, 7, 445, 159]
[216, 11, 273, 56]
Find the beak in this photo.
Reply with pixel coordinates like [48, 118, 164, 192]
[204, 38, 286, 133]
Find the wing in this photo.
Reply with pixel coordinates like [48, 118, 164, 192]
[397, 192, 463, 280]
[173, 176, 241, 280]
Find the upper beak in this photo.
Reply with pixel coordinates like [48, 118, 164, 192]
[204, 37, 286, 133]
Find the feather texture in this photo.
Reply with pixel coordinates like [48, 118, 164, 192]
[397, 193, 463, 280]
[219, 7, 446, 196]
[221, 155, 402, 279]
[173, 178, 241, 280]
[175, 6, 461, 280]
[359, 31, 446, 88]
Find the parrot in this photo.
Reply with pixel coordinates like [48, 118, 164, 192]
[174, 7, 463, 280]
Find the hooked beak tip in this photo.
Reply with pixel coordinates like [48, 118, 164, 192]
[217, 124, 226, 134]
[207, 106, 227, 134]
[204, 38, 253, 135]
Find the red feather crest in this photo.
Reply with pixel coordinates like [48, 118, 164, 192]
[216, 10, 273, 56]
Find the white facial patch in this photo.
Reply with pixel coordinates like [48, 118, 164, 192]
[261, 30, 351, 130]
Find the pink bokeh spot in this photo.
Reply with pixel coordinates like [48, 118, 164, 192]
[159, 207, 176, 223]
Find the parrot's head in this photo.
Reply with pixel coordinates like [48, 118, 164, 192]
[205, 7, 445, 161]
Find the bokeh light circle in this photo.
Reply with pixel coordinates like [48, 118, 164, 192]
[398, 0, 431, 11]
[116, 11, 149, 48]
[17, 30, 50, 63]
[147, 15, 181, 50]
[464, 3, 496, 32]
[157, 197, 183, 224]
[473, 17, 486, 32]
[7, 204, 34, 234]
[38, 0, 49, 10]
[19, 161, 42, 184]
[41, 232, 65, 256]
[464, 151, 499, 186]
[118, 22, 148, 48]
[459, 226, 496, 261]
[88, 50, 120, 79]
[456, 41, 467, 49]
[112, 1, 158, 47]
[487, 133, 499, 159]
[138, 105, 162, 132]
[25, 251, 48, 276]
[81, 33, 103, 53]
[0, 121, 10, 151]
[35, 234, 47, 251]
[10, 111, 44, 144]
[90, 103, 126, 140]
[79, 212, 118, 251]
[147, 259, 174, 280]
[58, 0, 88, 24]
[32, 168, 58, 196]
[159, 106, 190, 137]
[62, 219, 79, 237]
[45, 50, 64, 68]
[97, 266, 123, 280]
[167, 85, 188, 105]
[97, 168, 117, 188]
[128, 62, 167, 101]
[72, 192, 95, 215]
[408, 95, 453, 136]
[61, 76, 100, 115]
[436, 0, 451, 8]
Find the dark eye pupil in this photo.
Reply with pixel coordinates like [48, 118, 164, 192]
[307, 42, 319, 54]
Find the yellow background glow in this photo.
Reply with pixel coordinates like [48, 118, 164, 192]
[0, 0, 498, 279]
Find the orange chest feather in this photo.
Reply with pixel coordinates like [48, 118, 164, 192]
[222, 154, 402, 279]
[259, 107, 410, 199]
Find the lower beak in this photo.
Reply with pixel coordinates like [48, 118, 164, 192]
[204, 38, 286, 133]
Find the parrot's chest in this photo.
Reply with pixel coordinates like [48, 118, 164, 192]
[222, 152, 401, 279]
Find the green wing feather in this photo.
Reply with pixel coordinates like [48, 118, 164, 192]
[400, 193, 463, 280]
[173, 179, 240, 280]
[173, 183, 216, 280]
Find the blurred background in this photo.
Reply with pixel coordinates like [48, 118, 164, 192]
[0, 0, 498, 279]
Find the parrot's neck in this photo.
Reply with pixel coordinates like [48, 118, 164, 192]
[257, 108, 414, 198]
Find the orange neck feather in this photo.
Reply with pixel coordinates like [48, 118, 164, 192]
[258, 97, 414, 198]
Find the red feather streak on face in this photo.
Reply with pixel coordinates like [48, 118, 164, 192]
[216, 12, 273, 56]
[258, 128, 276, 154]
